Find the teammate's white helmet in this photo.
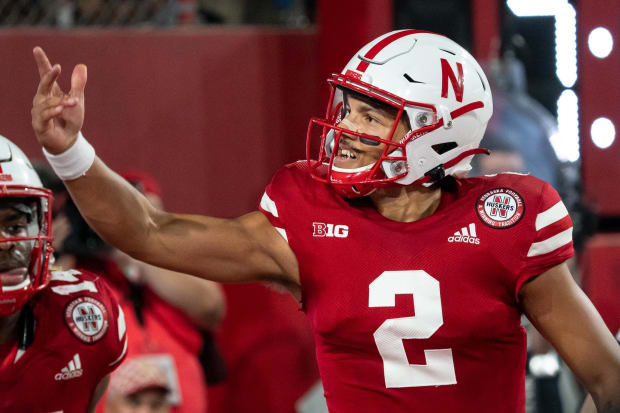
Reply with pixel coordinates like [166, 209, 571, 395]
[307, 30, 493, 197]
[0, 135, 53, 315]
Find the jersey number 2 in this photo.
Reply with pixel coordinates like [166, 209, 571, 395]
[369, 270, 456, 388]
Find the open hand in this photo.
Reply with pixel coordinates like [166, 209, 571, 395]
[31, 47, 87, 154]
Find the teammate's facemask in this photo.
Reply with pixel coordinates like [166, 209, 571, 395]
[0, 136, 53, 316]
[306, 30, 493, 197]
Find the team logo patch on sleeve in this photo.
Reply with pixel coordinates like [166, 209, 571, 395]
[64, 296, 109, 344]
[476, 188, 525, 229]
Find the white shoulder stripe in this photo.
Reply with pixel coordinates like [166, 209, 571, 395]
[260, 192, 279, 218]
[275, 227, 289, 243]
[109, 336, 128, 366]
[51, 281, 98, 295]
[527, 227, 573, 257]
[50, 269, 81, 282]
[535, 201, 568, 231]
[117, 306, 126, 341]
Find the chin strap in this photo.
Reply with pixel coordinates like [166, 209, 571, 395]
[409, 147, 490, 187]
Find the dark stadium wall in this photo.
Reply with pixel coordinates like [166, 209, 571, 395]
[0, 28, 318, 216]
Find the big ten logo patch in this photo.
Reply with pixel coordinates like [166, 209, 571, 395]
[312, 222, 349, 238]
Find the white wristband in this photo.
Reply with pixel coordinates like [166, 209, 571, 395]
[43, 131, 96, 181]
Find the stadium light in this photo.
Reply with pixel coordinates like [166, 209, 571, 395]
[553, 90, 580, 162]
[591, 117, 616, 149]
[588, 27, 614, 58]
[506, 0, 565, 17]
[507, 0, 579, 161]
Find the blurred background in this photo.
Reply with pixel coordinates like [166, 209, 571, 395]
[1, 1, 619, 412]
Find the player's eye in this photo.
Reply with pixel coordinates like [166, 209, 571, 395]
[5, 224, 26, 235]
[365, 114, 378, 124]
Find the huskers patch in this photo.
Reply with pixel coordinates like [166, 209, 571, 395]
[65, 296, 109, 344]
[476, 188, 524, 229]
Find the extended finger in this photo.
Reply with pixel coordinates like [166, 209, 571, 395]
[36, 64, 62, 96]
[70, 64, 87, 98]
[33, 46, 54, 77]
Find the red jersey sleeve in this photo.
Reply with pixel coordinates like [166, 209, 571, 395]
[93, 276, 128, 377]
[258, 164, 297, 243]
[515, 181, 574, 298]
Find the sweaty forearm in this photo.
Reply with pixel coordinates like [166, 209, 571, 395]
[64, 157, 159, 256]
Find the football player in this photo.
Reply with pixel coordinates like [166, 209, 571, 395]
[0, 136, 127, 412]
[31, 30, 620, 413]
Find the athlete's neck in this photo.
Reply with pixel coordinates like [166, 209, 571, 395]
[0, 312, 20, 344]
[370, 185, 442, 222]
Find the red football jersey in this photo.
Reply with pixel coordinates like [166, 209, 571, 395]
[259, 162, 573, 413]
[0, 269, 127, 413]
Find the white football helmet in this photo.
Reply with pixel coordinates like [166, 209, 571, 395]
[307, 30, 493, 197]
[0, 135, 53, 316]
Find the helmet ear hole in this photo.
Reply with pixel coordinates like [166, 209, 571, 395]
[414, 112, 431, 127]
[382, 149, 406, 179]
[431, 142, 458, 155]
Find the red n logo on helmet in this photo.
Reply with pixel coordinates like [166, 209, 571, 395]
[440, 58, 464, 102]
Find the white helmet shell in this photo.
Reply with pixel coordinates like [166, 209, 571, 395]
[0, 136, 44, 187]
[342, 30, 493, 184]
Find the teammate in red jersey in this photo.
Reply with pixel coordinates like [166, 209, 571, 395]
[0, 135, 127, 412]
[31, 30, 620, 412]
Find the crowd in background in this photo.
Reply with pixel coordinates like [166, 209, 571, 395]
[0, 0, 315, 27]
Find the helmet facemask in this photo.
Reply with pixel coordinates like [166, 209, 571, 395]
[307, 74, 447, 197]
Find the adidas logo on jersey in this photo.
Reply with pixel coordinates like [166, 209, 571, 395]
[448, 223, 480, 245]
[55, 353, 83, 381]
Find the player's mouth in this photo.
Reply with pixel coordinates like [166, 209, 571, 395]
[0, 267, 28, 287]
[334, 143, 365, 169]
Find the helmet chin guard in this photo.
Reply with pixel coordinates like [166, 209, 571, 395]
[306, 30, 493, 198]
[0, 136, 54, 316]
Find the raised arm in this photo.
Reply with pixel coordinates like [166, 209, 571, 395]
[519, 263, 620, 413]
[30, 47, 299, 291]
